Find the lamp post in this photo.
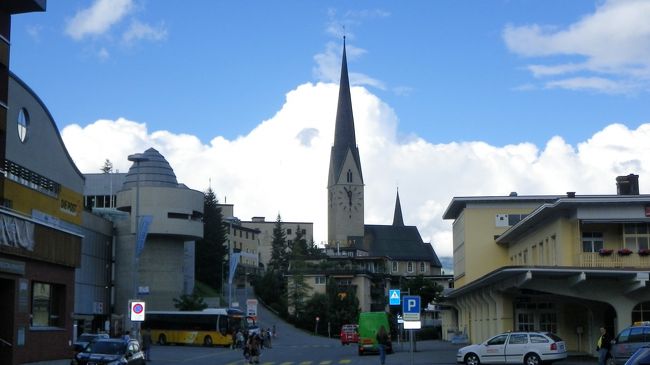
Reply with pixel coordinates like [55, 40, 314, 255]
[127, 153, 149, 336]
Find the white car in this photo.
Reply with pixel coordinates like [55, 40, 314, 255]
[456, 331, 567, 365]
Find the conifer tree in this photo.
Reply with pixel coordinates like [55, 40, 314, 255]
[269, 214, 288, 273]
[195, 188, 227, 292]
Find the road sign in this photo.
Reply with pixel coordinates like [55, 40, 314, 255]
[389, 289, 401, 305]
[402, 295, 420, 321]
[246, 299, 258, 318]
[129, 300, 146, 322]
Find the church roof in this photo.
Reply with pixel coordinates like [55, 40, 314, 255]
[122, 147, 180, 189]
[328, 37, 364, 186]
[393, 190, 404, 227]
[362, 224, 442, 267]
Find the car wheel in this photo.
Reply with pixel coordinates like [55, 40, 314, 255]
[158, 334, 167, 345]
[465, 353, 480, 365]
[203, 335, 213, 346]
[525, 353, 541, 365]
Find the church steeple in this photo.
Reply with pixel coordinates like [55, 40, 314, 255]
[393, 189, 404, 227]
[328, 37, 364, 187]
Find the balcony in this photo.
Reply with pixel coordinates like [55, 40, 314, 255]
[577, 252, 650, 268]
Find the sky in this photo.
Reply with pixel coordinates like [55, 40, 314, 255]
[9, 0, 650, 258]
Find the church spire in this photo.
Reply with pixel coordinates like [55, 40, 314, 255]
[393, 189, 404, 227]
[328, 37, 363, 186]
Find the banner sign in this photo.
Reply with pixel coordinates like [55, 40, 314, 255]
[0, 213, 35, 251]
[228, 253, 241, 284]
[136, 215, 153, 258]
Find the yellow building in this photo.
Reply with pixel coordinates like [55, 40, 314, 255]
[442, 174, 650, 356]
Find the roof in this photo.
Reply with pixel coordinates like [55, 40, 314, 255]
[328, 38, 363, 186]
[362, 224, 442, 267]
[122, 148, 180, 189]
[393, 190, 404, 227]
[2, 0, 46, 14]
[442, 195, 564, 220]
[497, 194, 650, 244]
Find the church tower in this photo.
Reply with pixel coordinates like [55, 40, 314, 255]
[328, 38, 365, 246]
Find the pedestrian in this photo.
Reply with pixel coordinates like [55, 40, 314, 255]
[597, 326, 613, 365]
[236, 329, 244, 349]
[247, 334, 261, 364]
[376, 325, 389, 365]
[141, 327, 152, 362]
[272, 324, 276, 338]
[266, 328, 272, 348]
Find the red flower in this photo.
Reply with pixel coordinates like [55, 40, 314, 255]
[618, 248, 633, 255]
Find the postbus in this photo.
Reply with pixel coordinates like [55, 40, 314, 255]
[143, 308, 251, 347]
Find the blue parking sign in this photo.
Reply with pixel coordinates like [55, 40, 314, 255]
[402, 295, 421, 321]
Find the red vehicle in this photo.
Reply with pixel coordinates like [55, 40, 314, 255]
[340, 324, 359, 345]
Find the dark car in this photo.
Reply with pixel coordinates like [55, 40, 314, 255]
[72, 333, 110, 353]
[624, 345, 650, 365]
[610, 323, 650, 365]
[72, 338, 145, 365]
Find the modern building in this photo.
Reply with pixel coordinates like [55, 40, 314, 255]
[441, 174, 650, 355]
[287, 39, 449, 314]
[113, 148, 203, 331]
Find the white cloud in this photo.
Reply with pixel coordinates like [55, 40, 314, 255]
[313, 41, 385, 89]
[97, 47, 110, 61]
[60, 81, 650, 258]
[66, 0, 134, 40]
[122, 20, 168, 44]
[503, 0, 650, 93]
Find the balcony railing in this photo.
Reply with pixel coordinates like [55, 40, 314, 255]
[577, 252, 650, 268]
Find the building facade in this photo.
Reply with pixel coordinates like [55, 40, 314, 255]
[442, 174, 650, 355]
[242, 216, 313, 269]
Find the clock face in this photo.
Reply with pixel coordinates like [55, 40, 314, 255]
[333, 185, 363, 212]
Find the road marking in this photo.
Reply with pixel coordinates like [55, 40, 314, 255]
[319, 361, 332, 365]
[279, 362, 294, 365]
[338, 360, 352, 364]
[299, 362, 313, 365]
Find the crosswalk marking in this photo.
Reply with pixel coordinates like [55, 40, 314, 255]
[279, 362, 295, 365]
[299, 362, 312, 365]
[319, 361, 332, 365]
[338, 360, 352, 364]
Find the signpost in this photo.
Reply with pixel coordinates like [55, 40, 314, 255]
[129, 300, 146, 322]
[389, 289, 401, 306]
[246, 299, 258, 318]
[402, 295, 421, 365]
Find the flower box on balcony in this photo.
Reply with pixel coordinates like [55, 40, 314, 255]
[618, 248, 633, 256]
[639, 249, 650, 257]
[598, 249, 613, 256]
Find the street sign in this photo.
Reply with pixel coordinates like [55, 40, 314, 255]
[129, 300, 146, 322]
[402, 295, 420, 321]
[389, 289, 401, 306]
[403, 320, 421, 329]
[246, 299, 258, 318]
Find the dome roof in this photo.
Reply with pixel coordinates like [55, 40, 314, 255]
[123, 148, 179, 189]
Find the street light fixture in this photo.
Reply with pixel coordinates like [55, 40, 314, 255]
[127, 153, 149, 336]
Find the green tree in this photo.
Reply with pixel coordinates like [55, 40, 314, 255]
[268, 214, 288, 273]
[288, 272, 312, 320]
[100, 159, 113, 173]
[289, 225, 309, 260]
[326, 278, 360, 333]
[173, 292, 208, 311]
[195, 188, 227, 292]
[302, 293, 329, 334]
[400, 275, 443, 310]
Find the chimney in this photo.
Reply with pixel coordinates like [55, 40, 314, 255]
[616, 174, 640, 195]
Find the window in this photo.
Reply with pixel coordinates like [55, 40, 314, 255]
[632, 302, 650, 323]
[487, 334, 508, 346]
[582, 232, 604, 252]
[407, 262, 413, 273]
[315, 276, 326, 285]
[624, 224, 650, 250]
[530, 334, 549, 343]
[392, 261, 398, 272]
[539, 312, 557, 333]
[346, 169, 353, 183]
[17, 108, 29, 143]
[287, 229, 292, 235]
[517, 312, 534, 331]
[508, 334, 528, 345]
[32, 282, 63, 327]
[420, 262, 426, 273]
[302, 229, 306, 234]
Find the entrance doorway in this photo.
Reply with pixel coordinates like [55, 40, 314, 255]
[0, 278, 15, 365]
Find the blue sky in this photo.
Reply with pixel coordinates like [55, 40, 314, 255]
[9, 1, 650, 257]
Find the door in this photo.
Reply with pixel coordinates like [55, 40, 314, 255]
[505, 333, 529, 364]
[481, 334, 509, 364]
[0, 278, 15, 365]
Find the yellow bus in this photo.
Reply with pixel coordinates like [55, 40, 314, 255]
[143, 308, 251, 347]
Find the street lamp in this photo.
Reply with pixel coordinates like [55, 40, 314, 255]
[127, 153, 149, 336]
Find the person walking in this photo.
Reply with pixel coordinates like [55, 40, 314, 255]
[141, 327, 152, 362]
[597, 326, 613, 365]
[376, 325, 389, 365]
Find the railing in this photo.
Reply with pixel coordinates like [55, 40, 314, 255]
[577, 252, 650, 268]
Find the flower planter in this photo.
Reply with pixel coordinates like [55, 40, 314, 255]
[598, 249, 613, 256]
[638, 249, 650, 257]
[618, 249, 633, 256]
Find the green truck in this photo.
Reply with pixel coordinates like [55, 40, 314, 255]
[357, 311, 393, 356]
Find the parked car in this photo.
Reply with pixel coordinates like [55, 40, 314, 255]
[357, 312, 392, 356]
[72, 338, 145, 365]
[456, 331, 567, 365]
[624, 345, 650, 365]
[72, 333, 110, 353]
[610, 322, 650, 365]
[340, 324, 359, 345]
